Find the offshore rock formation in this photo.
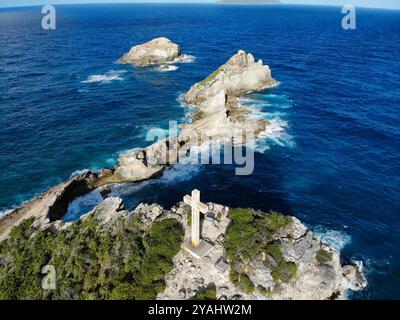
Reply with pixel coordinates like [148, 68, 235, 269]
[0, 50, 278, 239]
[119, 37, 184, 66]
[107, 50, 278, 183]
[184, 50, 277, 105]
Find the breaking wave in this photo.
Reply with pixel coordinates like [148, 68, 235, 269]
[240, 93, 295, 153]
[155, 65, 179, 72]
[70, 168, 90, 178]
[62, 189, 104, 222]
[82, 70, 126, 84]
[313, 226, 352, 252]
[0, 209, 13, 220]
[171, 54, 196, 64]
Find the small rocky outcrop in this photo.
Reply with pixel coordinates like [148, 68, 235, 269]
[119, 37, 184, 66]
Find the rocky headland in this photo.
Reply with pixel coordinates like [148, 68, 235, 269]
[0, 197, 366, 300]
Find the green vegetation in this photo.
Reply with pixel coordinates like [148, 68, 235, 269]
[266, 211, 291, 231]
[224, 208, 296, 291]
[265, 243, 297, 283]
[198, 68, 221, 87]
[192, 286, 217, 300]
[224, 208, 291, 262]
[315, 248, 333, 265]
[257, 285, 272, 296]
[229, 270, 255, 294]
[0, 213, 184, 300]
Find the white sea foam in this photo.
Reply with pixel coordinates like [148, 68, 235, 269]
[0, 209, 13, 220]
[155, 65, 179, 72]
[160, 162, 202, 183]
[313, 226, 352, 252]
[82, 70, 126, 84]
[63, 189, 103, 222]
[170, 54, 196, 64]
[109, 162, 202, 198]
[70, 168, 90, 178]
[239, 94, 295, 153]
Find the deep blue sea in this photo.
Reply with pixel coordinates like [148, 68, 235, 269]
[0, 4, 399, 299]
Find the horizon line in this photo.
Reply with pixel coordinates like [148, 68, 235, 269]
[0, 2, 399, 11]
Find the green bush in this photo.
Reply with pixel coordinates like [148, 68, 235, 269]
[266, 211, 291, 231]
[315, 248, 333, 265]
[257, 285, 272, 295]
[265, 243, 297, 283]
[192, 286, 217, 300]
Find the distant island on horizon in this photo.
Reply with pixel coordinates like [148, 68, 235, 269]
[217, 0, 282, 4]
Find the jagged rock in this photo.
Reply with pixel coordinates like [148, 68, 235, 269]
[91, 197, 124, 225]
[0, 172, 99, 241]
[98, 185, 112, 199]
[284, 217, 308, 239]
[342, 263, 368, 291]
[159, 203, 366, 301]
[134, 203, 164, 229]
[1, 191, 367, 300]
[180, 51, 277, 146]
[184, 50, 277, 105]
[119, 37, 183, 66]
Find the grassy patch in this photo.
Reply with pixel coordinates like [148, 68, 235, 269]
[192, 286, 217, 300]
[198, 68, 220, 87]
[257, 285, 272, 295]
[229, 269, 255, 294]
[315, 248, 333, 265]
[266, 211, 291, 232]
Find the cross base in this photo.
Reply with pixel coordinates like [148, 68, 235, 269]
[181, 238, 214, 259]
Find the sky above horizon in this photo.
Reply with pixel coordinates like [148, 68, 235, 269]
[0, 0, 399, 10]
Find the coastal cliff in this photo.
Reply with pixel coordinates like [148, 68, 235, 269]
[0, 197, 366, 300]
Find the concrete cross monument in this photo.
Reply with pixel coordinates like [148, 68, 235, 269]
[183, 189, 208, 247]
[182, 189, 214, 259]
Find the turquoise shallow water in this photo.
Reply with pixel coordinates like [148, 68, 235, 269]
[0, 4, 399, 299]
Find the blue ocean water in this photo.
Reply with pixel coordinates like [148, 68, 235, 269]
[0, 4, 399, 299]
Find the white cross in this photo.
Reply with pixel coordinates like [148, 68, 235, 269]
[183, 189, 208, 247]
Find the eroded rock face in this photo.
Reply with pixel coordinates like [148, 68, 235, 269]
[119, 37, 183, 66]
[179, 51, 277, 146]
[0, 172, 101, 241]
[74, 51, 276, 187]
[158, 202, 367, 301]
[184, 50, 277, 105]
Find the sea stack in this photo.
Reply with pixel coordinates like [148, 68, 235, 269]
[119, 37, 183, 66]
[184, 50, 277, 105]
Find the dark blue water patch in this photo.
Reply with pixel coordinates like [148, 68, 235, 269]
[0, 4, 399, 299]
